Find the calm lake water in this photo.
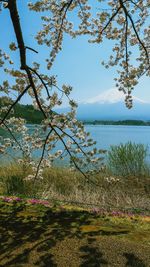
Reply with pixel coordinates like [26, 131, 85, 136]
[1, 124, 150, 163]
[85, 125, 150, 150]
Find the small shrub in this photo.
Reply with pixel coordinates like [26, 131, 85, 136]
[107, 142, 148, 177]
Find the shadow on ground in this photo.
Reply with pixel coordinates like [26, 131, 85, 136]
[0, 203, 149, 267]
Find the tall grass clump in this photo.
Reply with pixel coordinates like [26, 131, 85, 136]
[5, 175, 26, 195]
[107, 142, 149, 177]
[0, 163, 37, 197]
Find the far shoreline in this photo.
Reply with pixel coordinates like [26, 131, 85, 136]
[24, 120, 150, 127]
[82, 120, 150, 126]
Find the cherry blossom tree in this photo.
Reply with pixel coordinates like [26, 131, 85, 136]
[0, 0, 149, 184]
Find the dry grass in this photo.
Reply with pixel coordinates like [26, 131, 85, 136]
[0, 163, 150, 211]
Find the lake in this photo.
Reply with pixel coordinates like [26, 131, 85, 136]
[85, 125, 150, 150]
[1, 124, 150, 164]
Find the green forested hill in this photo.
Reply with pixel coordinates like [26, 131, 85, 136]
[12, 103, 44, 124]
[0, 97, 44, 124]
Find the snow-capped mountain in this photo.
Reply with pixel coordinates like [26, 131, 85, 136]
[83, 88, 147, 105]
[57, 88, 150, 121]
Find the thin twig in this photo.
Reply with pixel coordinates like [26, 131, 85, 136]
[101, 6, 122, 34]
[33, 128, 53, 184]
[2, 122, 24, 153]
[26, 46, 38, 54]
[29, 67, 51, 99]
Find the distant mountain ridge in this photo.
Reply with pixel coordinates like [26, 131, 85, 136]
[57, 89, 150, 121]
[75, 102, 150, 121]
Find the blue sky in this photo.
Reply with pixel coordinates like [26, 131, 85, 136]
[0, 1, 149, 105]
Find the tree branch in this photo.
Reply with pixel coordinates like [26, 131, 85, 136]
[26, 46, 38, 54]
[29, 67, 51, 99]
[101, 6, 122, 34]
[8, 0, 26, 69]
[0, 84, 31, 125]
[119, 0, 150, 66]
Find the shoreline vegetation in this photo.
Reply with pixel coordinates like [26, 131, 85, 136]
[1, 97, 150, 126]
[0, 162, 150, 213]
[1, 142, 149, 219]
